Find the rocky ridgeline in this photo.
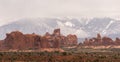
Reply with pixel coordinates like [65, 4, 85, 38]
[79, 34, 120, 49]
[0, 29, 77, 51]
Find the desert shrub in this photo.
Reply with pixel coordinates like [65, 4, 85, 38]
[98, 55, 107, 59]
[93, 59, 99, 62]
[54, 51, 60, 54]
[62, 52, 67, 56]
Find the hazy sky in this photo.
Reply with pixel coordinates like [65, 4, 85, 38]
[0, 0, 120, 26]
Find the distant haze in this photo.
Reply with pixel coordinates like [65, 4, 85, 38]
[0, 0, 120, 26]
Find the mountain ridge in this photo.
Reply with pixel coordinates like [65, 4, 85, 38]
[0, 17, 120, 42]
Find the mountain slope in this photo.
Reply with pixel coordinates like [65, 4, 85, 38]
[0, 17, 120, 42]
[0, 18, 87, 40]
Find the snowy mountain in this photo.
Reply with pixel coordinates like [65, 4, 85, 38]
[0, 17, 120, 42]
[0, 18, 87, 40]
[84, 18, 120, 38]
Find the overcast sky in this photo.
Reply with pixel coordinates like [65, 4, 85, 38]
[0, 0, 120, 26]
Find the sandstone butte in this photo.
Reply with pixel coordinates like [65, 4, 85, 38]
[0, 28, 78, 52]
[79, 33, 120, 49]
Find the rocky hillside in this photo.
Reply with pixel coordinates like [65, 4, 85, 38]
[0, 28, 77, 51]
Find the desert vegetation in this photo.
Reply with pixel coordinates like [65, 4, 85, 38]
[0, 50, 120, 62]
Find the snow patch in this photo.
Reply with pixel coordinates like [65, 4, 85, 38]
[106, 21, 114, 29]
[57, 21, 64, 27]
[102, 20, 114, 35]
[64, 22, 75, 27]
[74, 29, 88, 38]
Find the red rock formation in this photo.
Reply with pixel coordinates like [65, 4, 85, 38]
[0, 28, 78, 51]
[97, 33, 101, 39]
[0, 40, 3, 47]
[102, 37, 113, 45]
[66, 34, 77, 45]
[24, 34, 41, 49]
[4, 31, 26, 50]
[82, 33, 120, 46]
[52, 28, 61, 36]
[45, 29, 78, 47]
[83, 38, 90, 45]
[115, 37, 120, 45]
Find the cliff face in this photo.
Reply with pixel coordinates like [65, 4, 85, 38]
[2, 31, 42, 50]
[81, 33, 120, 46]
[66, 34, 77, 45]
[0, 29, 78, 50]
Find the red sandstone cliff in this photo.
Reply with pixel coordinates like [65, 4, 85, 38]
[80, 33, 120, 47]
[0, 29, 78, 51]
